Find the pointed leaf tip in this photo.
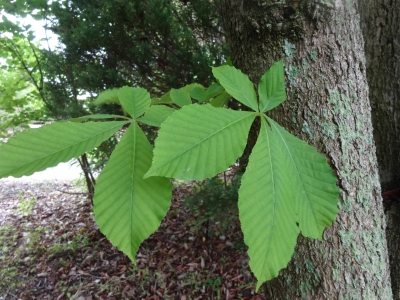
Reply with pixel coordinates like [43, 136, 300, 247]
[239, 116, 339, 288]
[94, 123, 172, 262]
[239, 118, 299, 288]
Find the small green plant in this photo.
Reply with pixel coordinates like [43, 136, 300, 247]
[0, 224, 37, 292]
[69, 232, 90, 250]
[184, 173, 241, 237]
[206, 276, 222, 288]
[1, 227, 12, 256]
[0, 266, 21, 291]
[17, 196, 37, 215]
[0, 61, 339, 289]
[47, 244, 63, 254]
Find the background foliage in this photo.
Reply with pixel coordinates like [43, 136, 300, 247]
[0, 0, 228, 189]
[0, 20, 47, 137]
[184, 173, 241, 238]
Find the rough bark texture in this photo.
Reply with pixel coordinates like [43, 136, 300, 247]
[359, 0, 400, 193]
[359, 1, 400, 298]
[218, 0, 392, 298]
[385, 198, 400, 300]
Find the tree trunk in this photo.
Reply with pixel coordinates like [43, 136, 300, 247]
[219, 1, 392, 298]
[359, 0, 400, 193]
[359, 1, 400, 298]
[78, 153, 96, 203]
[385, 199, 400, 300]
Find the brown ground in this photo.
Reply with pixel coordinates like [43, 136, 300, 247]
[0, 180, 266, 300]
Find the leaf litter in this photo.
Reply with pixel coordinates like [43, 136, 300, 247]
[0, 179, 266, 299]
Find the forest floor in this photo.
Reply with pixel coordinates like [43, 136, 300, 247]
[0, 179, 266, 300]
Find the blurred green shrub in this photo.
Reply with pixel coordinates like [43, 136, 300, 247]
[184, 172, 241, 238]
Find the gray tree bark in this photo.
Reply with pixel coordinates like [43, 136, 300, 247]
[218, 0, 392, 298]
[359, 0, 400, 193]
[359, 1, 400, 298]
[385, 199, 400, 300]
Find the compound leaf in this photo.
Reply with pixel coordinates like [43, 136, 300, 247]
[145, 104, 256, 180]
[258, 61, 286, 112]
[212, 65, 258, 111]
[94, 123, 172, 262]
[239, 117, 299, 290]
[119, 86, 151, 119]
[0, 121, 127, 178]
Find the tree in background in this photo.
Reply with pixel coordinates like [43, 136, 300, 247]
[218, 1, 391, 297]
[0, 16, 48, 137]
[36, 0, 227, 118]
[359, 1, 400, 298]
[1, 0, 227, 195]
[1, 0, 227, 124]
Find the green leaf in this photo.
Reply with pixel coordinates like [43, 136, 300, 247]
[239, 117, 299, 290]
[189, 87, 207, 102]
[94, 123, 172, 262]
[145, 104, 257, 180]
[69, 114, 131, 123]
[151, 97, 161, 105]
[137, 105, 175, 127]
[212, 66, 258, 111]
[170, 88, 192, 107]
[258, 61, 286, 112]
[93, 88, 120, 105]
[119, 86, 151, 118]
[0, 121, 127, 178]
[151, 94, 173, 105]
[266, 116, 339, 239]
[206, 82, 224, 100]
[159, 91, 173, 104]
[239, 116, 339, 290]
[181, 83, 204, 93]
[210, 91, 231, 107]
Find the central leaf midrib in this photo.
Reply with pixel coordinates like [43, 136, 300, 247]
[130, 124, 137, 256]
[260, 118, 278, 277]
